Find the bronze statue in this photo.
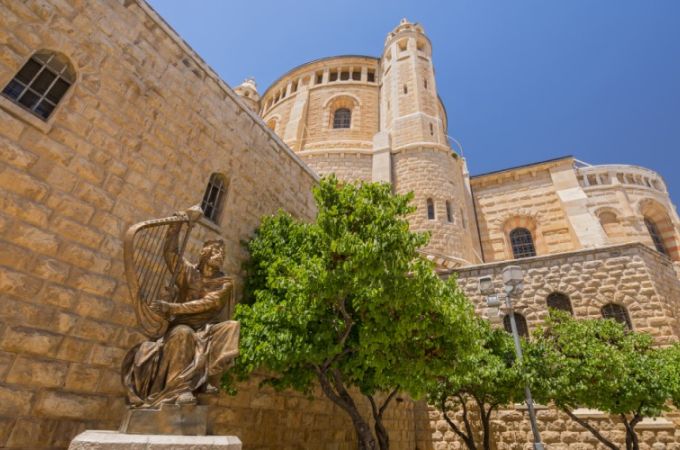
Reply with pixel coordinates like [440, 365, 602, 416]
[121, 207, 239, 408]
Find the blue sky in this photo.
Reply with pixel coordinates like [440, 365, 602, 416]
[148, 0, 680, 203]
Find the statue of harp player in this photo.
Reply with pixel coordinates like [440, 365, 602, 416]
[121, 205, 239, 408]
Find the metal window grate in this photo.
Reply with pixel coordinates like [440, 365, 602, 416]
[644, 218, 668, 256]
[509, 227, 536, 259]
[546, 292, 573, 315]
[2, 51, 74, 120]
[200, 174, 227, 224]
[333, 108, 351, 129]
[503, 313, 529, 338]
[601, 303, 632, 330]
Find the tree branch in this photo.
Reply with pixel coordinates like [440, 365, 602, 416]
[563, 408, 618, 450]
[440, 397, 475, 450]
[457, 393, 475, 446]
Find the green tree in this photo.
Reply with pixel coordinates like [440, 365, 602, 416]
[525, 313, 676, 450]
[428, 321, 524, 450]
[228, 177, 478, 450]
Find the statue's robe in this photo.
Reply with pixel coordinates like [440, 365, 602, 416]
[122, 254, 239, 408]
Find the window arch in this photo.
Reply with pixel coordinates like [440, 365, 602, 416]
[333, 108, 351, 129]
[426, 198, 435, 220]
[266, 118, 278, 133]
[597, 210, 624, 240]
[644, 217, 668, 256]
[546, 292, 573, 315]
[200, 173, 228, 224]
[503, 313, 529, 338]
[509, 227, 536, 259]
[601, 303, 632, 330]
[445, 201, 453, 223]
[2, 50, 75, 120]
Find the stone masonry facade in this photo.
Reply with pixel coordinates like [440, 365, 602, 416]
[2, 1, 680, 449]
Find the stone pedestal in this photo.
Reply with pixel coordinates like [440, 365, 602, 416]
[68, 430, 241, 449]
[119, 404, 208, 435]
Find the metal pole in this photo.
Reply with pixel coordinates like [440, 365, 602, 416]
[505, 295, 545, 450]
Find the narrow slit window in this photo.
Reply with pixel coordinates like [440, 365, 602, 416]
[403, 84, 408, 94]
[446, 201, 453, 223]
[429, 123, 434, 136]
[200, 174, 228, 224]
[2, 51, 75, 120]
[645, 218, 668, 255]
[316, 72, 323, 84]
[427, 198, 435, 220]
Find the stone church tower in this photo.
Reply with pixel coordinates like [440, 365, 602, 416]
[247, 19, 482, 267]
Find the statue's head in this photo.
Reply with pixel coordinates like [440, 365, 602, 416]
[199, 239, 225, 271]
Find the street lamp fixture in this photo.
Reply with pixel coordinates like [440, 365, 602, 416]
[479, 266, 544, 450]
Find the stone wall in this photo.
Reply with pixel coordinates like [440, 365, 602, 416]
[426, 243, 680, 449]
[0, 1, 390, 448]
[301, 151, 373, 182]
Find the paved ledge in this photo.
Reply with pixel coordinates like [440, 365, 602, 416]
[68, 430, 241, 450]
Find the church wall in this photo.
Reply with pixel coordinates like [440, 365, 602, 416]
[471, 159, 578, 262]
[429, 243, 680, 449]
[0, 1, 386, 448]
[301, 152, 373, 182]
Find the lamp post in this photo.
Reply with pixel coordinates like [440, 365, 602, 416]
[479, 266, 544, 450]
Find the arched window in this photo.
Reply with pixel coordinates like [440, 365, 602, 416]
[333, 108, 351, 129]
[200, 173, 228, 224]
[546, 292, 573, 315]
[2, 50, 75, 120]
[644, 218, 668, 256]
[266, 118, 277, 133]
[427, 198, 435, 220]
[445, 201, 453, 223]
[601, 303, 632, 330]
[509, 228, 536, 259]
[503, 313, 529, 338]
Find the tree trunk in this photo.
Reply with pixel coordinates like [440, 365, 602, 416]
[367, 389, 399, 450]
[476, 397, 496, 450]
[315, 366, 377, 450]
[564, 408, 619, 450]
[621, 414, 642, 450]
[440, 397, 477, 450]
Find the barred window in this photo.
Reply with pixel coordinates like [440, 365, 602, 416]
[509, 227, 536, 259]
[333, 108, 351, 129]
[601, 303, 632, 330]
[2, 51, 75, 120]
[644, 218, 668, 256]
[200, 173, 227, 224]
[427, 198, 435, 220]
[546, 292, 573, 315]
[503, 313, 529, 338]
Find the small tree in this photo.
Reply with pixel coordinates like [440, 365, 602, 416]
[228, 177, 478, 450]
[525, 313, 676, 450]
[428, 321, 524, 450]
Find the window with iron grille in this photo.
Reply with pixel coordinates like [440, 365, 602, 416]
[601, 303, 632, 330]
[503, 313, 529, 338]
[546, 292, 573, 315]
[644, 218, 668, 256]
[333, 108, 351, 129]
[427, 198, 435, 220]
[509, 227, 536, 259]
[2, 51, 75, 120]
[200, 174, 227, 224]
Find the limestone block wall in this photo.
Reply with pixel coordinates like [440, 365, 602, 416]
[0, 0, 373, 448]
[578, 164, 680, 261]
[427, 243, 680, 449]
[301, 152, 373, 182]
[471, 158, 579, 262]
[393, 148, 481, 265]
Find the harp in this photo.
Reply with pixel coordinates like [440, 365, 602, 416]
[123, 207, 203, 339]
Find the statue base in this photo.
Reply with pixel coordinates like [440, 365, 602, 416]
[68, 430, 241, 449]
[119, 404, 208, 435]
